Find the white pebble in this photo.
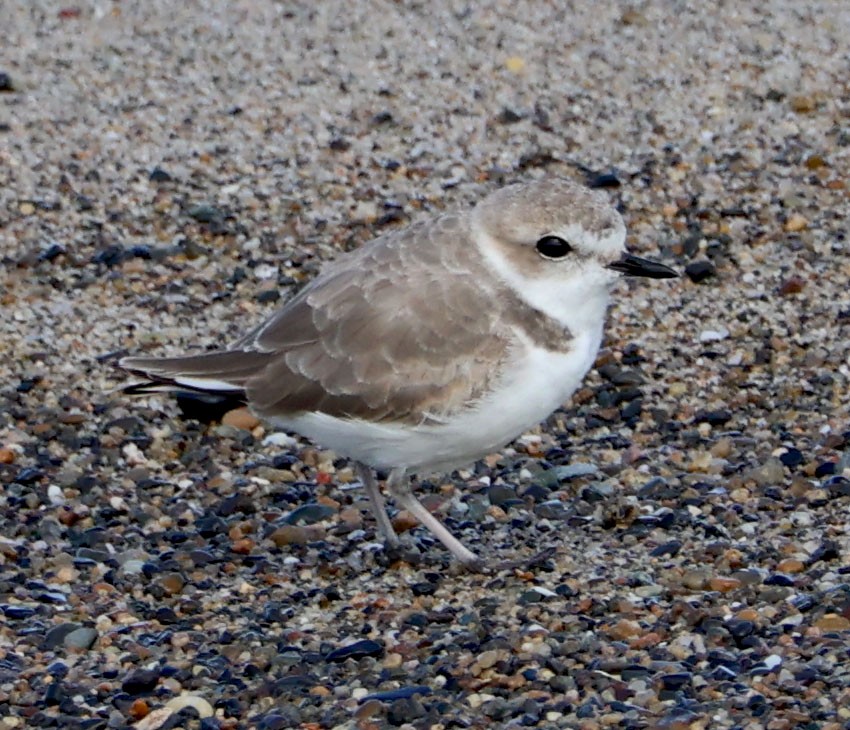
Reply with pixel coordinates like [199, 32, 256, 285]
[263, 432, 297, 448]
[699, 328, 730, 343]
[763, 654, 782, 670]
[47, 484, 65, 505]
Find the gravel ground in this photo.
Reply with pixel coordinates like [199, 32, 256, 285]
[3, 1, 850, 728]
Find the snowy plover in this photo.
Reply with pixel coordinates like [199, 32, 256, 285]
[120, 177, 676, 569]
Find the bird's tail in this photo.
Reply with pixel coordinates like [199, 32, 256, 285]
[118, 350, 272, 398]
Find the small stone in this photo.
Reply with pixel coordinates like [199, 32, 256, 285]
[63, 627, 98, 651]
[608, 619, 642, 640]
[285, 503, 336, 525]
[789, 95, 816, 113]
[487, 483, 518, 506]
[122, 668, 160, 695]
[0, 447, 15, 464]
[815, 614, 850, 631]
[188, 204, 223, 222]
[699, 328, 729, 343]
[325, 639, 383, 662]
[392, 510, 420, 533]
[477, 649, 502, 669]
[504, 56, 526, 73]
[730, 487, 750, 503]
[149, 166, 173, 182]
[269, 525, 310, 546]
[157, 573, 185, 595]
[709, 577, 742, 593]
[784, 214, 809, 232]
[682, 569, 708, 591]
[763, 654, 782, 671]
[164, 694, 214, 718]
[684, 260, 716, 283]
[44, 623, 82, 650]
[776, 559, 805, 574]
[129, 699, 150, 720]
[779, 275, 806, 295]
[222, 407, 260, 431]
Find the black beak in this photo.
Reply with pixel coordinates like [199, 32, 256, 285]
[607, 253, 678, 279]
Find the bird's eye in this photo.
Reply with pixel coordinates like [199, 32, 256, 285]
[535, 236, 573, 259]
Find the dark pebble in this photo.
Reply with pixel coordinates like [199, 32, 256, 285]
[388, 696, 427, 725]
[44, 682, 64, 706]
[711, 665, 738, 680]
[681, 231, 702, 258]
[217, 493, 257, 517]
[410, 581, 437, 597]
[364, 685, 432, 703]
[650, 540, 682, 557]
[789, 594, 817, 612]
[496, 107, 523, 124]
[707, 649, 740, 669]
[685, 260, 716, 283]
[188, 204, 223, 223]
[36, 591, 68, 605]
[76, 194, 95, 211]
[519, 483, 549, 502]
[257, 289, 281, 304]
[121, 668, 160, 695]
[0, 604, 36, 621]
[149, 166, 173, 182]
[371, 111, 394, 125]
[285, 503, 336, 525]
[825, 476, 850, 498]
[17, 376, 41, 393]
[779, 448, 804, 467]
[325, 639, 383, 662]
[598, 364, 643, 384]
[660, 672, 692, 690]
[487, 483, 517, 507]
[39, 243, 66, 262]
[621, 664, 651, 680]
[726, 618, 755, 641]
[764, 572, 795, 586]
[48, 661, 69, 678]
[44, 623, 81, 650]
[15, 466, 44, 485]
[815, 462, 836, 477]
[0, 72, 13, 91]
[518, 589, 545, 605]
[693, 409, 732, 426]
[587, 172, 621, 188]
[809, 539, 840, 563]
[92, 244, 132, 267]
[329, 137, 351, 151]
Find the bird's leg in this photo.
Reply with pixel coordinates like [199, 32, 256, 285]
[385, 468, 483, 570]
[354, 462, 400, 547]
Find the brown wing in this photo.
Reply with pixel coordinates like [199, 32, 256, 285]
[121, 214, 515, 425]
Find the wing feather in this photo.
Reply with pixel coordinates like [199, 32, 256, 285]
[121, 213, 520, 425]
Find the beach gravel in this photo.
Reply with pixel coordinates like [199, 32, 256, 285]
[2, 1, 850, 728]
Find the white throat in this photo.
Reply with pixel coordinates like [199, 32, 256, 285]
[472, 227, 614, 338]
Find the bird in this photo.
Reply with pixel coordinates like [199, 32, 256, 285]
[119, 177, 677, 570]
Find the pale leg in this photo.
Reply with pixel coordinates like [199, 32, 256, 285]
[355, 461, 400, 546]
[386, 468, 482, 569]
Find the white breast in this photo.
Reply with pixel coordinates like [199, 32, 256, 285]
[274, 324, 603, 474]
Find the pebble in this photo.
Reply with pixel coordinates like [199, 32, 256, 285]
[699, 328, 730, 343]
[222, 407, 261, 431]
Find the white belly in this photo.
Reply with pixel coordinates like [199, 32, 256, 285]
[271, 327, 602, 474]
